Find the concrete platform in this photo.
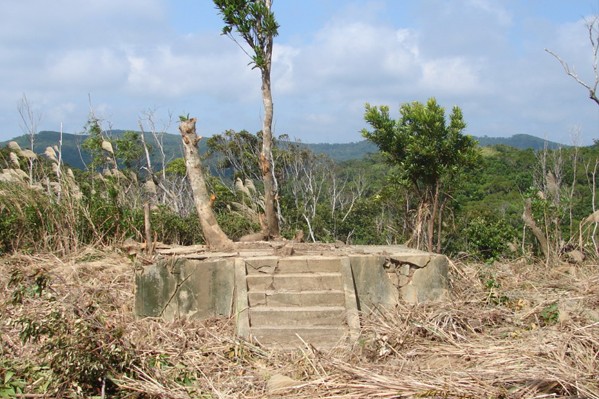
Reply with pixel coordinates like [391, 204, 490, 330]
[135, 244, 449, 349]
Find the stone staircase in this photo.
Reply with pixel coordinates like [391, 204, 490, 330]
[235, 256, 360, 350]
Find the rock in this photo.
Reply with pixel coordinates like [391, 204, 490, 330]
[565, 250, 585, 263]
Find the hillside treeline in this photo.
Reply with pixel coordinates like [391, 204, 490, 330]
[1, 121, 598, 263]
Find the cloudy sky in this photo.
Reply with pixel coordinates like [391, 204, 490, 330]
[1, 0, 598, 145]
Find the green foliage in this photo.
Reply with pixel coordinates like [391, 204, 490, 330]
[214, 0, 279, 70]
[480, 267, 510, 306]
[151, 206, 204, 245]
[114, 130, 146, 171]
[362, 98, 479, 190]
[0, 182, 76, 254]
[77, 177, 145, 244]
[81, 116, 109, 171]
[539, 303, 559, 326]
[0, 171, 205, 254]
[336, 198, 385, 244]
[362, 98, 481, 251]
[462, 216, 517, 260]
[12, 270, 136, 396]
[21, 310, 133, 394]
[0, 365, 26, 397]
[7, 268, 49, 305]
[208, 176, 260, 240]
[165, 157, 187, 176]
[1, 132, 566, 170]
[2, 103, 598, 261]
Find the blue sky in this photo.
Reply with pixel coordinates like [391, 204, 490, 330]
[0, 0, 598, 145]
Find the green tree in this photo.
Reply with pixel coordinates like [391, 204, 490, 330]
[362, 97, 480, 252]
[114, 131, 146, 172]
[213, 0, 281, 239]
[165, 157, 187, 177]
[81, 117, 110, 172]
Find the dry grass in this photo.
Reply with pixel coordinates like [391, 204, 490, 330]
[1, 249, 598, 398]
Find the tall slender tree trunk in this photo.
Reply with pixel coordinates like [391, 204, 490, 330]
[260, 32, 280, 239]
[179, 118, 234, 250]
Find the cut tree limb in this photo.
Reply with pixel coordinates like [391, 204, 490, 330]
[179, 118, 234, 250]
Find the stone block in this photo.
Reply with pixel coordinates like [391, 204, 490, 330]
[135, 257, 234, 321]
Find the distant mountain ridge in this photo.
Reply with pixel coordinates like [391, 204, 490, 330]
[475, 134, 565, 150]
[1, 131, 567, 170]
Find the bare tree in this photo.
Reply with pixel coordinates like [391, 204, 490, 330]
[286, 150, 330, 242]
[138, 110, 180, 212]
[546, 16, 599, 106]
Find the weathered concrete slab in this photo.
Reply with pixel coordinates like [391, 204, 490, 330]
[349, 254, 396, 311]
[400, 254, 449, 303]
[135, 257, 234, 321]
[135, 245, 449, 328]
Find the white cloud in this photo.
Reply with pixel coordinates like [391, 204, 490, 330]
[421, 57, 486, 94]
[273, 44, 300, 93]
[48, 48, 129, 87]
[124, 41, 259, 101]
[466, 0, 512, 26]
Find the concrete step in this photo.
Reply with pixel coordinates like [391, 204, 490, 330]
[248, 290, 346, 307]
[245, 256, 342, 274]
[249, 306, 347, 327]
[246, 272, 343, 291]
[251, 326, 349, 349]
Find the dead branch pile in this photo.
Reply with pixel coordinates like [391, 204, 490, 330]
[1, 250, 597, 398]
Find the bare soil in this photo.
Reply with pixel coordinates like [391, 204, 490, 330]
[1, 246, 598, 398]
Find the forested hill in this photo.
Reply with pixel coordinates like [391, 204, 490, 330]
[1, 131, 566, 169]
[475, 134, 565, 149]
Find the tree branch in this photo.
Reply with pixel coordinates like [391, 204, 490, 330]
[545, 16, 599, 106]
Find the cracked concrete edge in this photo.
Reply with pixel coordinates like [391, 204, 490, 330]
[388, 253, 433, 268]
[340, 256, 361, 342]
[234, 258, 250, 340]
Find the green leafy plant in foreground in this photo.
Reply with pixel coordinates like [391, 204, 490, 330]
[0, 368, 25, 398]
[481, 267, 510, 306]
[10, 268, 137, 397]
[539, 303, 560, 326]
[0, 361, 52, 398]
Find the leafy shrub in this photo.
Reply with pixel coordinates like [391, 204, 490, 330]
[11, 268, 137, 396]
[151, 205, 204, 245]
[463, 216, 517, 260]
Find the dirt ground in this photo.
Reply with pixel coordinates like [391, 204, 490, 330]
[1, 246, 598, 398]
